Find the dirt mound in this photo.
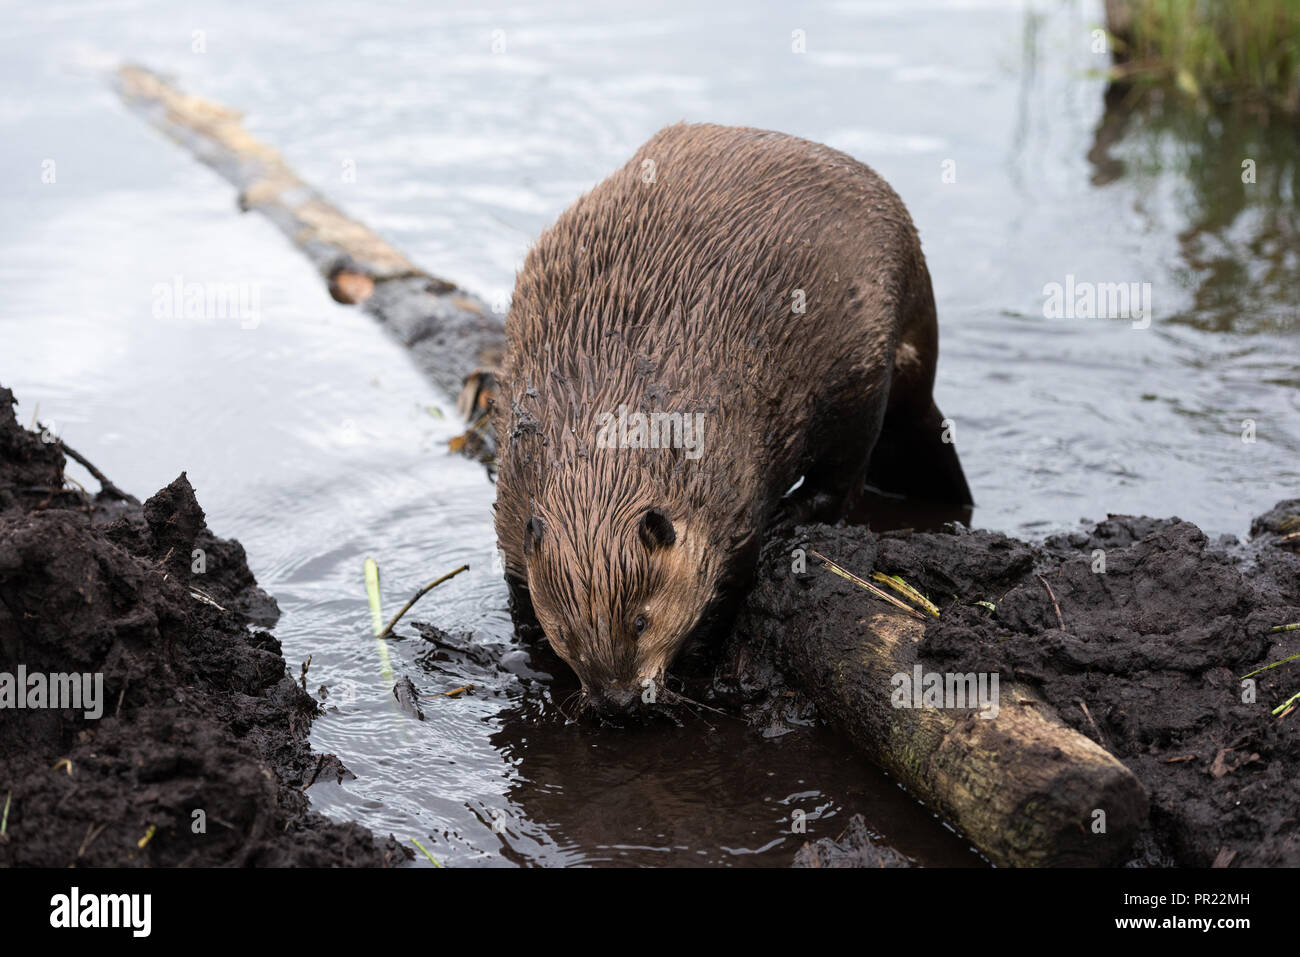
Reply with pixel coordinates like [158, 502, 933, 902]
[0, 385, 407, 867]
[759, 506, 1300, 867]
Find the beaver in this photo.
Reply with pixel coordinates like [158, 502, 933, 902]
[493, 122, 972, 715]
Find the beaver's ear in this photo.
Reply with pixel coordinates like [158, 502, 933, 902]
[637, 508, 676, 551]
[524, 516, 546, 558]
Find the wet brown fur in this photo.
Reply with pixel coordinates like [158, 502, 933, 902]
[494, 123, 971, 708]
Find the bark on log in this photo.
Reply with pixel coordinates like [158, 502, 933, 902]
[749, 590, 1148, 866]
[113, 64, 1148, 866]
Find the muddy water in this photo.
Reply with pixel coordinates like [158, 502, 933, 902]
[1, 0, 1295, 866]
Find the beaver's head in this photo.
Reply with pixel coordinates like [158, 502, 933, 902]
[520, 501, 714, 716]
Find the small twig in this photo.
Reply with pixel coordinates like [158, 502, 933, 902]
[300, 754, 327, 792]
[1077, 699, 1107, 747]
[1241, 650, 1300, 679]
[189, 586, 226, 612]
[376, 565, 470, 639]
[663, 688, 732, 718]
[1211, 847, 1237, 869]
[0, 790, 10, 840]
[808, 550, 926, 621]
[61, 473, 92, 503]
[1036, 574, 1066, 631]
[363, 558, 395, 687]
[409, 837, 444, 867]
[1165, 754, 1197, 763]
[364, 558, 384, 638]
[870, 572, 940, 617]
[1272, 690, 1300, 718]
[1270, 622, 1299, 633]
[448, 413, 494, 454]
[53, 437, 137, 502]
[77, 822, 107, 858]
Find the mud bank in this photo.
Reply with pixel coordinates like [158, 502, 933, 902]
[0, 386, 406, 867]
[741, 506, 1300, 867]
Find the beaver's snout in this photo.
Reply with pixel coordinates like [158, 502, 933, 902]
[585, 683, 642, 716]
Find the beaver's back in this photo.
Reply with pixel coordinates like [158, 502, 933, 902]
[495, 123, 937, 596]
[501, 122, 926, 461]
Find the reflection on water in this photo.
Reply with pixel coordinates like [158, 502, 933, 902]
[1091, 88, 1300, 336]
[0, 0, 1295, 866]
[488, 683, 983, 867]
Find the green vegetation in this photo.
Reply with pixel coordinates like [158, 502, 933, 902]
[1109, 0, 1300, 112]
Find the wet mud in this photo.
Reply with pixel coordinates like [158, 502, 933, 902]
[0, 385, 407, 867]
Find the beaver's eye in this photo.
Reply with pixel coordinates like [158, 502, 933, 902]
[633, 615, 647, 635]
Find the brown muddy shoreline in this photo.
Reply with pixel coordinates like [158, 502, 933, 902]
[0, 385, 407, 867]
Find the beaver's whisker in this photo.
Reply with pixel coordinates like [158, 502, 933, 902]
[667, 696, 710, 731]
[662, 687, 733, 719]
[554, 688, 583, 722]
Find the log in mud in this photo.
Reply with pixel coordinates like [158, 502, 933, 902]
[0, 386, 408, 866]
[756, 517, 1300, 867]
[107, 64, 1300, 868]
[736, 583, 1148, 868]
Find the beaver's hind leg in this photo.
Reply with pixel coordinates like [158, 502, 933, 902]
[864, 397, 973, 505]
[779, 388, 888, 525]
[863, 275, 974, 506]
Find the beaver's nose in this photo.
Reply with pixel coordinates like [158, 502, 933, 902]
[588, 684, 640, 715]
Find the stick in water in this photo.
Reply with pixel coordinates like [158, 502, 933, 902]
[364, 557, 394, 685]
[409, 837, 444, 867]
[364, 558, 385, 636]
[376, 565, 470, 640]
[55, 437, 137, 503]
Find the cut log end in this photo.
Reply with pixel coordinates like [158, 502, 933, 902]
[328, 269, 375, 305]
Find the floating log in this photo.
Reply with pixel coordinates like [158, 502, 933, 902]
[115, 64, 504, 406]
[114, 64, 1148, 866]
